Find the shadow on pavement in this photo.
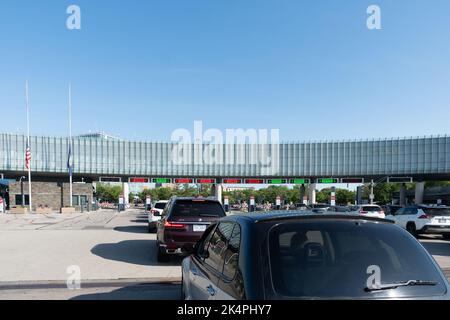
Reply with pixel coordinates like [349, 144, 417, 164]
[91, 240, 182, 266]
[114, 225, 148, 234]
[70, 283, 181, 300]
[130, 219, 147, 223]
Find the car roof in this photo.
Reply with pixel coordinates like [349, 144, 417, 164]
[414, 205, 450, 209]
[222, 211, 394, 224]
[171, 196, 220, 202]
[155, 200, 169, 203]
[355, 204, 381, 207]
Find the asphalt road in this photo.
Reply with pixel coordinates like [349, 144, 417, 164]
[0, 209, 449, 300]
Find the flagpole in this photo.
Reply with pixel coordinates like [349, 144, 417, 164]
[69, 83, 73, 207]
[25, 81, 33, 213]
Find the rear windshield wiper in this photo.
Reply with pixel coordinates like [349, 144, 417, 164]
[365, 280, 438, 292]
[199, 213, 220, 217]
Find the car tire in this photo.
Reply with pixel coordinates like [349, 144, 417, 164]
[148, 223, 156, 233]
[157, 244, 170, 263]
[442, 234, 450, 240]
[406, 222, 418, 238]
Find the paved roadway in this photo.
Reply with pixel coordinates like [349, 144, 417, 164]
[0, 209, 449, 300]
[0, 208, 182, 299]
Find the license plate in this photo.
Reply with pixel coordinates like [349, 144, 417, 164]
[193, 225, 207, 232]
[439, 219, 448, 224]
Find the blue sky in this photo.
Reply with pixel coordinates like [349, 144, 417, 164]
[0, 0, 449, 142]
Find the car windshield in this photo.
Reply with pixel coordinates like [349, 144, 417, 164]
[313, 204, 329, 209]
[422, 208, 450, 217]
[268, 220, 446, 299]
[362, 206, 381, 212]
[171, 200, 226, 217]
[154, 202, 167, 209]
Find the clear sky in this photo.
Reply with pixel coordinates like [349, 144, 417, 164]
[1, 0, 449, 142]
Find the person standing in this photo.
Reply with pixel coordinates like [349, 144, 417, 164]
[0, 197, 4, 213]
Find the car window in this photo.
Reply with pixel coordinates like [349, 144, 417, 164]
[171, 200, 226, 217]
[268, 221, 446, 299]
[199, 225, 217, 257]
[204, 222, 234, 271]
[362, 206, 381, 212]
[395, 208, 405, 215]
[154, 202, 167, 209]
[221, 224, 241, 280]
[404, 207, 417, 215]
[422, 208, 450, 217]
[161, 200, 172, 216]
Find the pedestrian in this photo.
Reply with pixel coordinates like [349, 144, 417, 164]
[0, 197, 4, 213]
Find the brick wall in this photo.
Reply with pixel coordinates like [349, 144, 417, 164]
[9, 181, 93, 211]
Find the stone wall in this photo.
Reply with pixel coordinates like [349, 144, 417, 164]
[9, 181, 93, 211]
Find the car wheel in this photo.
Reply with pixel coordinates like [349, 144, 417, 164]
[148, 223, 156, 233]
[406, 222, 418, 238]
[442, 234, 450, 240]
[157, 244, 170, 263]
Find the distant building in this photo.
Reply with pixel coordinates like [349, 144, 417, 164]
[77, 132, 121, 140]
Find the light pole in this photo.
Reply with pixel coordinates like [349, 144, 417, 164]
[19, 176, 26, 206]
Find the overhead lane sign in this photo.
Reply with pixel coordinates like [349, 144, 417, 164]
[129, 177, 150, 183]
[388, 177, 413, 183]
[196, 178, 216, 184]
[174, 178, 194, 184]
[244, 179, 265, 184]
[341, 178, 364, 184]
[222, 179, 242, 184]
[152, 178, 172, 183]
[290, 179, 310, 185]
[317, 178, 338, 184]
[267, 179, 288, 184]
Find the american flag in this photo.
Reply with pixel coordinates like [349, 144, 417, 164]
[25, 141, 31, 170]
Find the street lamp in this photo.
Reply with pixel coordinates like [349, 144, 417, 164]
[19, 176, 26, 206]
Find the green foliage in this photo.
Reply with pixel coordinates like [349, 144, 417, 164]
[336, 189, 356, 205]
[95, 183, 123, 203]
[425, 181, 450, 188]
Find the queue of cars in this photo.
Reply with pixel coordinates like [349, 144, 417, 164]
[146, 197, 450, 299]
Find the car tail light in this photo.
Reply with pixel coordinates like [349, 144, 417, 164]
[379, 211, 385, 215]
[419, 214, 430, 219]
[150, 209, 159, 214]
[360, 210, 367, 214]
[164, 221, 187, 229]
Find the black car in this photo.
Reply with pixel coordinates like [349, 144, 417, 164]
[156, 196, 226, 262]
[181, 212, 450, 299]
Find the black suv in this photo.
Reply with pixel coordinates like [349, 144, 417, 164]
[156, 196, 226, 262]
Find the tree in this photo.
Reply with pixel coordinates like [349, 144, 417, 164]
[96, 183, 122, 203]
[425, 181, 450, 188]
[336, 189, 356, 205]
